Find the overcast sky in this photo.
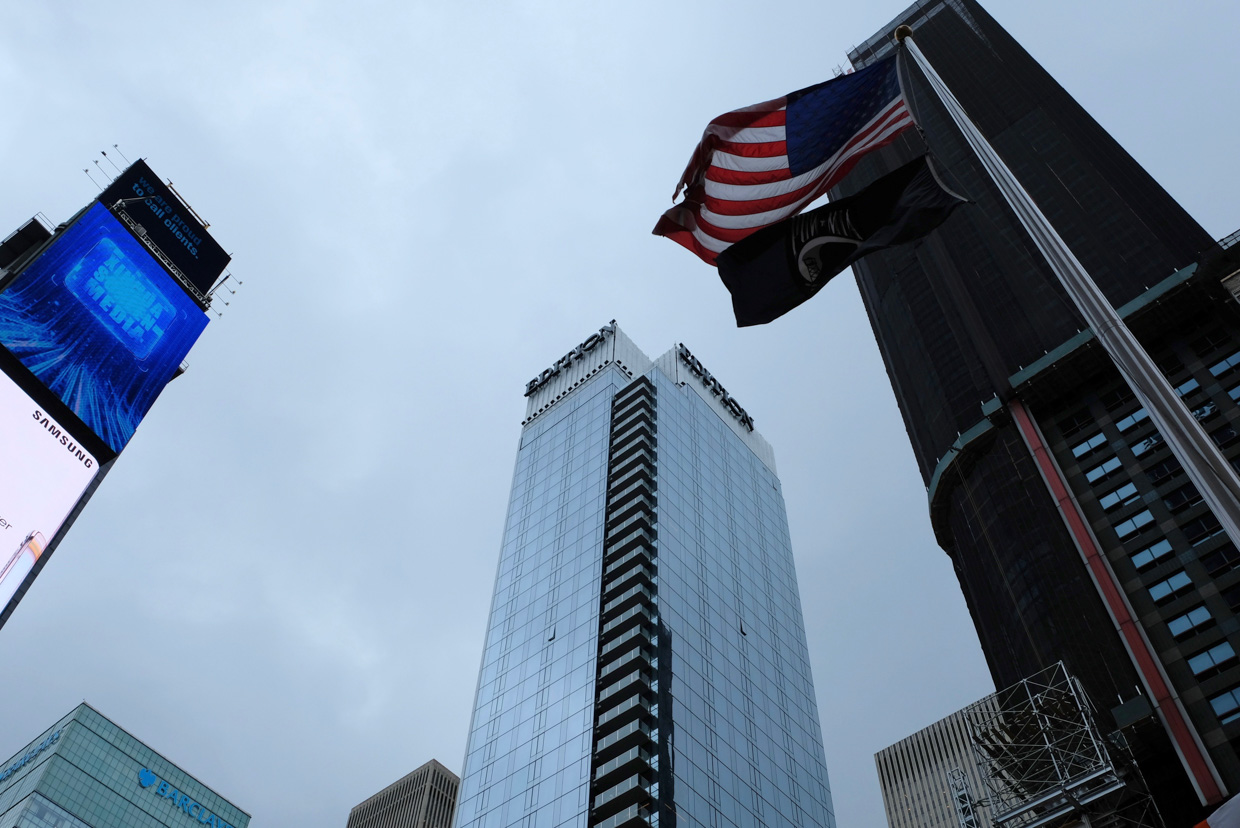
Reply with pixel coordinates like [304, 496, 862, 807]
[0, 1, 1236, 826]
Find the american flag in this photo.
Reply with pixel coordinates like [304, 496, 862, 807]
[654, 56, 914, 265]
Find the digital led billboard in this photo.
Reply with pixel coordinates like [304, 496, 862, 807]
[98, 160, 230, 295]
[0, 201, 210, 452]
[0, 371, 98, 618]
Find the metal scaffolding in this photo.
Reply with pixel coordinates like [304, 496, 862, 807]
[966, 663, 1162, 828]
[948, 766, 983, 828]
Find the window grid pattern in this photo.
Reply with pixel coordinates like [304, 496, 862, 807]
[1130, 540, 1173, 571]
[0, 705, 248, 828]
[651, 370, 834, 828]
[875, 699, 997, 828]
[458, 353, 837, 828]
[1168, 606, 1213, 640]
[1210, 686, 1240, 725]
[1040, 324, 1240, 779]
[1189, 643, 1237, 679]
[455, 368, 621, 828]
[347, 760, 459, 828]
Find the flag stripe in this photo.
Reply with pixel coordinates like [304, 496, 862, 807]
[715, 125, 786, 144]
[700, 194, 821, 230]
[710, 140, 788, 159]
[697, 102, 913, 213]
[710, 151, 789, 172]
[705, 166, 794, 186]
[694, 210, 791, 244]
[653, 213, 725, 263]
[702, 161, 829, 203]
[687, 103, 910, 227]
[709, 109, 788, 129]
[696, 177, 823, 216]
[689, 226, 731, 256]
[655, 56, 913, 265]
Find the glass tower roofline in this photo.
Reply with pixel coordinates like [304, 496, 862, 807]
[456, 321, 834, 828]
[521, 322, 776, 474]
[0, 702, 250, 828]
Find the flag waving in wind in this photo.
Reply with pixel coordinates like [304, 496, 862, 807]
[717, 156, 967, 326]
[654, 56, 913, 265]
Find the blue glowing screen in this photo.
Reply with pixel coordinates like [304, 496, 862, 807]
[0, 202, 209, 452]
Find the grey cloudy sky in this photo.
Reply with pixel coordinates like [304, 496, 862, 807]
[0, 1, 1236, 826]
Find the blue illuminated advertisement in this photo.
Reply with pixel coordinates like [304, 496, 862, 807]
[0, 202, 209, 452]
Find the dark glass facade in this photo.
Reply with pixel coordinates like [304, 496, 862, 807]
[1020, 271, 1240, 811]
[454, 327, 834, 828]
[843, 0, 1213, 480]
[0, 704, 249, 828]
[838, 0, 1240, 820]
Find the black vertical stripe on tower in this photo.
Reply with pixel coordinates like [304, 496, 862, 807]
[588, 377, 661, 828]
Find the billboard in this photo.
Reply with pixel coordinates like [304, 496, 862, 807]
[0, 201, 210, 452]
[99, 159, 230, 295]
[0, 370, 98, 618]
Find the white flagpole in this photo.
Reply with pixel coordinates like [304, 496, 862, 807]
[897, 27, 1240, 553]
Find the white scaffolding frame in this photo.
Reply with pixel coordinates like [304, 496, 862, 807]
[966, 663, 1162, 828]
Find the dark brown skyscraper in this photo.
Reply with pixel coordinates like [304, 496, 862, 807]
[838, 0, 1240, 821]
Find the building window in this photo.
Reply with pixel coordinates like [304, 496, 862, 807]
[1115, 408, 1149, 433]
[1210, 349, 1240, 379]
[1157, 354, 1184, 375]
[1210, 685, 1240, 725]
[1130, 539, 1173, 571]
[1099, 483, 1140, 511]
[1059, 410, 1094, 439]
[1130, 432, 1164, 457]
[1103, 386, 1135, 410]
[1212, 423, 1240, 448]
[1183, 513, 1223, 546]
[1114, 510, 1155, 540]
[1149, 570, 1193, 604]
[1163, 483, 1203, 513]
[1192, 329, 1231, 357]
[1085, 457, 1122, 484]
[1194, 401, 1220, 422]
[1168, 605, 1213, 639]
[1224, 585, 1240, 615]
[1178, 378, 1202, 397]
[1144, 456, 1183, 485]
[1071, 433, 1108, 459]
[1201, 543, 1240, 578]
[1189, 642, 1237, 679]
[1228, 383, 1240, 405]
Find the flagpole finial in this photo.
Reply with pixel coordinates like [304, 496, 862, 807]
[894, 24, 914, 42]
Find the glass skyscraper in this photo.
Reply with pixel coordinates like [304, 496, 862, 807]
[454, 322, 834, 828]
[0, 703, 249, 828]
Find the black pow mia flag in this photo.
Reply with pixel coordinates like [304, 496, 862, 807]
[716, 155, 967, 327]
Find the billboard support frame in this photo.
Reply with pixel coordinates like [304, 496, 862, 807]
[110, 202, 210, 309]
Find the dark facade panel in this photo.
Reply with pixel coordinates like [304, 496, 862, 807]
[841, 0, 1212, 481]
[842, 0, 1230, 820]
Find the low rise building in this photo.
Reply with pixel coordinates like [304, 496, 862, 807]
[346, 759, 458, 828]
[0, 703, 249, 828]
